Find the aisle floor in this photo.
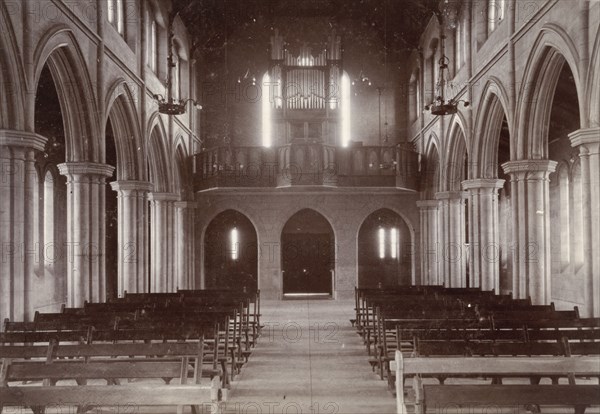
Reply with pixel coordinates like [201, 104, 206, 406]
[222, 299, 396, 414]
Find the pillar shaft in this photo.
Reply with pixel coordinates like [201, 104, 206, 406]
[416, 200, 440, 286]
[148, 193, 178, 293]
[502, 160, 556, 305]
[58, 162, 115, 307]
[435, 191, 468, 287]
[462, 179, 505, 292]
[0, 130, 47, 322]
[175, 201, 196, 290]
[569, 128, 600, 315]
[110, 181, 153, 296]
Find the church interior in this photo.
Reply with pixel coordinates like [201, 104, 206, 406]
[1, 0, 599, 412]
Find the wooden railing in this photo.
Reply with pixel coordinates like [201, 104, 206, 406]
[193, 143, 418, 191]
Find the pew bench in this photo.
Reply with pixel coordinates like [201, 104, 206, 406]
[392, 351, 600, 414]
[0, 340, 223, 414]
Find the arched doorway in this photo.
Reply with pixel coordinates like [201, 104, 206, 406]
[497, 114, 511, 293]
[281, 209, 334, 297]
[204, 210, 258, 291]
[34, 63, 68, 313]
[104, 119, 118, 300]
[546, 60, 582, 308]
[358, 209, 411, 288]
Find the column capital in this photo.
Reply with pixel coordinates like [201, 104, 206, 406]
[148, 192, 180, 202]
[110, 180, 154, 192]
[416, 199, 439, 209]
[58, 162, 115, 178]
[569, 127, 600, 154]
[501, 160, 557, 177]
[461, 178, 505, 190]
[434, 191, 468, 200]
[0, 129, 47, 152]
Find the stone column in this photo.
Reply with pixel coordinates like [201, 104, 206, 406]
[569, 128, 600, 316]
[462, 179, 505, 292]
[502, 160, 556, 305]
[435, 191, 468, 287]
[148, 192, 178, 293]
[0, 130, 47, 322]
[58, 162, 115, 307]
[175, 201, 197, 290]
[416, 200, 440, 286]
[109, 181, 153, 297]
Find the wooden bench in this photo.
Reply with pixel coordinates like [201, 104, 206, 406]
[393, 351, 600, 414]
[0, 340, 222, 414]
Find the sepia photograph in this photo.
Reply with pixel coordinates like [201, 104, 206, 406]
[0, 0, 599, 412]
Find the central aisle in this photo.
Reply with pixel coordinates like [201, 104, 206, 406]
[223, 299, 396, 414]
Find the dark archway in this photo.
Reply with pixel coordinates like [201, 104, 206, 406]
[547, 60, 582, 307]
[358, 209, 411, 288]
[105, 119, 118, 300]
[281, 209, 334, 297]
[204, 210, 258, 291]
[34, 63, 67, 312]
[497, 114, 511, 293]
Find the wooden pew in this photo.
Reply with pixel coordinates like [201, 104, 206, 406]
[0, 340, 222, 414]
[393, 351, 600, 414]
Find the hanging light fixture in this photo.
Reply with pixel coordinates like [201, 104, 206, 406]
[424, 11, 469, 116]
[154, 13, 202, 115]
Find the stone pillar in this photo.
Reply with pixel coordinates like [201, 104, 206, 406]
[58, 162, 115, 307]
[0, 130, 47, 321]
[502, 160, 556, 305]
[416, 200, 440, 285]
[435, 191, 468, 287]
[462, 179, 505, 292]
[569, 128, 600, 316]
[334, 224, 359, 299]
[175, 201, 196, 290]
[109, 181, 153, 297]
[148, 192, 178, 292]
[257, 223, 281, 300]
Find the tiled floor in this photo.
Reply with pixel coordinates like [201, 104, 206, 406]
[221, 299, 396, 414]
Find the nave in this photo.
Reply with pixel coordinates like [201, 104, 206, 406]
[222, 300, 395, 414]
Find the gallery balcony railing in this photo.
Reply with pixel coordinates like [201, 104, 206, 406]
[193, 142, 419, 191]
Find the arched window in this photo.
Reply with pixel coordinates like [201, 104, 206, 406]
[172, 52, 180, 100]
[262, 73, 272, 147]
[341, 72, 351, 147]
[455, 14, 464, 71]
[377, 227, 399, 259]
[147, 7, 158, 73]
[230, 227, 239, 260]
[488, 0, 505, 34]
[107, 0, 125, 36]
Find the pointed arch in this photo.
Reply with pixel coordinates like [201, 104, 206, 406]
[147, 116, 171, 193]
[0, 2, 26, 130]
[204, 209, 258, 291]
[588, 24, 600, 127]
[472, 79, 511, 179]
[422, 134, 441, 199]
[444, 114, 469, 191]
[173, 137, 191, 199]
[516, 24, 585, 159]
[33, 26, 100, 162]
[105, 79, 142, 180]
